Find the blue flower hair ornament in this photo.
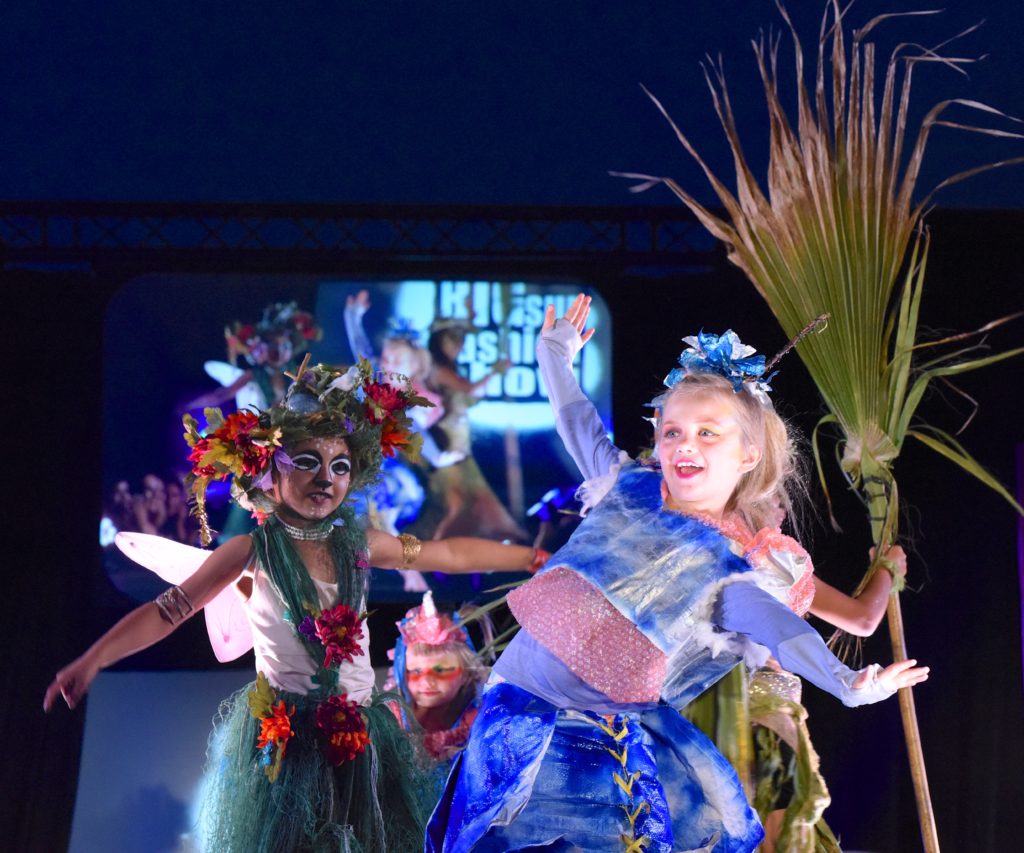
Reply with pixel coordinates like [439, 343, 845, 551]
[663, 329, 775, 404]
[386, 317, 423, 345]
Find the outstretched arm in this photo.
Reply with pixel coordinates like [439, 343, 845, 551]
[43, 534, 253, 712]
[809, 545, 906, 636]
[431, 361, 510, 396]
[714, 581, 928, 707]
[366, 529, 542, 574]
[183, 371, 254, 412]
[536, 294, 621, 481]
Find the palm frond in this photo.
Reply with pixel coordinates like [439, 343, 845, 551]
[640, 0, 1022, 516]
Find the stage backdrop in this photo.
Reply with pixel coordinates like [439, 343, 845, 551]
[101, 277, 611, 606]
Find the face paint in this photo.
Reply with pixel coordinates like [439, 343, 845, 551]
[275, 436, 352, 523]
[405, 650, 466, 709]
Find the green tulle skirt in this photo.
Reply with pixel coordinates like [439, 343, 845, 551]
[197, 683, 434, 853]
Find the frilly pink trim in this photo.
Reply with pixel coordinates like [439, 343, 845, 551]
[397, 591, 468, 648]
[743, 527, 815, 615]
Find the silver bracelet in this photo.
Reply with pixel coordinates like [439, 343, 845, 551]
[154, 585, 194, 625]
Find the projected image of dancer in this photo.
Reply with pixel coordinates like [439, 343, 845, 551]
[185, 301, 321, 413]
[411, 298, 529, 543]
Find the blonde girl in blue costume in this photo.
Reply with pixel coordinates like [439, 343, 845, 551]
[45, 358, 543, 853]
[426, 295, 928, 853]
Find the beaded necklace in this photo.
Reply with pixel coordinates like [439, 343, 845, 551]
[276, 515, 334, 541]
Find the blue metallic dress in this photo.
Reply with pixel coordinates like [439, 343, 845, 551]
[425, 320, 897, 853]
[426, 464, 773, 853]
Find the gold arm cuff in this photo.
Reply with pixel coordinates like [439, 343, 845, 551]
[397, 533, 422, 567]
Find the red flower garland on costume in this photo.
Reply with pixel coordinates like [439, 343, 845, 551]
[313, 604, 366, 669]
[316, 694, 371, 764]
[257, 699, 296, 759]
[422, 705, 479, 761]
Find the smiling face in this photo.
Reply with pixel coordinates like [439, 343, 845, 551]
[274, 436, 352, 524]
[405, 649, 467, 710]
[380, 339, 420, 379]
[656, 388, 762, 519]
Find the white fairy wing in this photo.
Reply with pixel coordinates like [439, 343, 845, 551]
[203, 360, 267, 412]
[114, 532, 254, 663]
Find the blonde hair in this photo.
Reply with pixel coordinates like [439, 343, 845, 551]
[653, 373, 804, 533]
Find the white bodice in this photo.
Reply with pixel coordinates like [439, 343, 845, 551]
[244, 565, 374, 704]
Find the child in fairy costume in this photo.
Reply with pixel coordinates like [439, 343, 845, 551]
[387, 591, 489, 764]
[45, 357, 543, 852]
[426, 295, 928, 853]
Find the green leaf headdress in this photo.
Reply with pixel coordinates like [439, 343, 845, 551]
[183, 356, 433, 545]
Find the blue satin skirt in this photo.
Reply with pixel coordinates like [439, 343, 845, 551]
[426, 682, 763, 853]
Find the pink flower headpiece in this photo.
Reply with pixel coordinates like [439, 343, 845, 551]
[394, 591, 470, 651]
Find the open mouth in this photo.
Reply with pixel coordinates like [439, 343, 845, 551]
[673, 460, 704, 479]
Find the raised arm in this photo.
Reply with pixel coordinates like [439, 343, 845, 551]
[366, 529, 542, 575]
[809, 544, 906, 636]
[713, 581, 928, 707]
[344, 290, 376, 362]
[43, 534, 253, 712]
[536, 294, 621, 482]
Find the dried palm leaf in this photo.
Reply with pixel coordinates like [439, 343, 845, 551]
[624, 4, 1024, 850]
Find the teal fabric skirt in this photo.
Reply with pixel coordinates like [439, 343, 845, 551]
[197, 682, 433, 853]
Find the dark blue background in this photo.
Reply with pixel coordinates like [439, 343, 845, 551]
[2, 1, 1021, 208]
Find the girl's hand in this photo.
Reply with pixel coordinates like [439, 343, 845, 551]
[542, 293, 595, 355]
[853, 658, 929, 692]
[870, 544, 908, 582]
[345, 289, 370, 318]
[44, 654, 100, 712]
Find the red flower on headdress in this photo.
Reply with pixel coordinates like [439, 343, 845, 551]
[221, 410, 259, 441]
[256, 700, 296, 759]
[379, 418, 410, 458]
[187, 438, 218, 477]
[221, 411, 275, 477]
[293, 311, 319, 341]
[314, 604, 366, 669]
[365, 382, 405, 419]
[315, 694, 370, 765]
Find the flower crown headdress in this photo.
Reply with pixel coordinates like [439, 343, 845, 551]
[183, 355, 432, 545]
[395, 591, 472, 649]
[654, 315, 828, 409]
[225, 301, 322, 366]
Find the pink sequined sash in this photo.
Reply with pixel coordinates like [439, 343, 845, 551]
[507, 567, 665, 703]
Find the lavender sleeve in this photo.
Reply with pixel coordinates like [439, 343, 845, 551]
[714, 582, 893, 707]
[343, 303, 374, 362]
[536, 320, 622, 481]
